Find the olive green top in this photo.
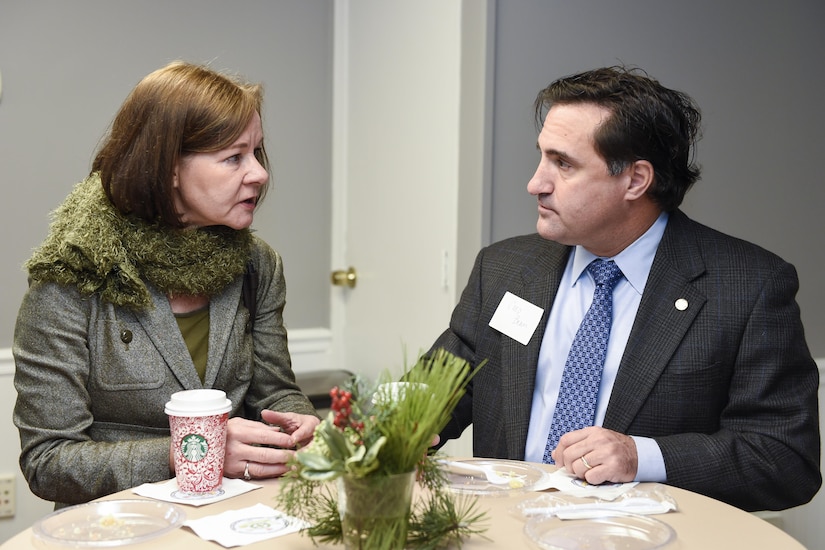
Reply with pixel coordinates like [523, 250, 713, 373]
[175, 306, 210, 383]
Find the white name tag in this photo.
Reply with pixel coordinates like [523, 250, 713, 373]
[488, 291, 544, 345]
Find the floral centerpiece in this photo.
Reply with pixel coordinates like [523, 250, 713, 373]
[278, 349, 488, 549]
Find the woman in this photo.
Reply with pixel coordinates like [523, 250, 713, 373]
[12, 61, 320, 507]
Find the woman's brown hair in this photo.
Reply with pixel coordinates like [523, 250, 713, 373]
[92, 61, 270, 227]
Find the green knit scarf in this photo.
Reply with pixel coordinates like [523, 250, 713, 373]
[25, 174, 252, 310]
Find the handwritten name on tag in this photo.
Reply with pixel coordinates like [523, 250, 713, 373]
[488, 292, 543, 345]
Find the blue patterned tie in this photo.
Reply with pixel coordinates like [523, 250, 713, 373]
[543, 259, 624, 463]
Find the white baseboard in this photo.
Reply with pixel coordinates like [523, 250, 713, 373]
[0, 327, 333, 378]
[3, 340, 824, 375]
[0, 348, 11, 377]
[3, 344, 823, 378]
[287, 327, 334, 374]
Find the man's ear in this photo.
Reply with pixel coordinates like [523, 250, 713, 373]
[625, 159, 654, 201]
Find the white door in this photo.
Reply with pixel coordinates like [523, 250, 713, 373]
[327, 1, 491, 457]
[328, 0, 462, 382]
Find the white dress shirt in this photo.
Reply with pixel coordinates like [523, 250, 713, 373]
[524, 212, 669, 482]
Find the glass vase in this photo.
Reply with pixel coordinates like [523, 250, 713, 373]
[337, 471, 416, 549]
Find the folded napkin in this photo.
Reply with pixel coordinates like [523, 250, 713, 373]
[514, 485, 678, 520]
[520, 496, 677, 519]
[132, 478, 261, 506]
[184, 503, 309, 547]
[532, 468, 638, 500]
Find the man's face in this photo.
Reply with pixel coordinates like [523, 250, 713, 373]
[527, 103, 633, 256]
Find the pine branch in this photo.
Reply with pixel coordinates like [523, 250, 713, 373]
[408, 489, 490, 549]
[276, 349, 489, 548]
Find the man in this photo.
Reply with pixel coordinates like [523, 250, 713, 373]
[430, 66, 820, 511]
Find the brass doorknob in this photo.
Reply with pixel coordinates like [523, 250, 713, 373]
[331, 267, 357, 288]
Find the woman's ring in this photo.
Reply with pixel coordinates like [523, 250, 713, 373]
[243, 460, 252, 481]
[580, 455, 593, 470]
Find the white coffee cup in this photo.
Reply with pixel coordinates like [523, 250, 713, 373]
[165, 389, 232, 417]
[165, 389, 232, 495]
[372, 382, 429, 406]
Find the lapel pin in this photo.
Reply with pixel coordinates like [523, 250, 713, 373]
[674, 298, 688, 311]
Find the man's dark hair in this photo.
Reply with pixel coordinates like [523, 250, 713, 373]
[535, 66, 702, 211]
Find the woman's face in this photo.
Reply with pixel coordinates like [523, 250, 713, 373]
[172, 112, 268, 229]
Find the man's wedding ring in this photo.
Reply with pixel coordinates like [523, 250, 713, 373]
[580, 455, 593, 470]
[244, 460, 252, 481]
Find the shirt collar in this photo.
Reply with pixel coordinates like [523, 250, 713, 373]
[569, 211, 669, 295]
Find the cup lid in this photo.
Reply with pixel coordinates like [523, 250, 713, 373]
[165, 389, 232, 416]
[372, 382, 429, 405]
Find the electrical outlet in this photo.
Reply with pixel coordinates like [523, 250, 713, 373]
[0, 474, 15, 518]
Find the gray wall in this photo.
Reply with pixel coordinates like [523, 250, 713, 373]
[0, 0, 333, 346]
[5, 1, 820, 352]
[489, 0, 825, 357]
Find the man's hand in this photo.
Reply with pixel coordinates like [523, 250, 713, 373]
[550, 426, 638, 484]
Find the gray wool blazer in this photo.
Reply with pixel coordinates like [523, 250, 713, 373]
[431, 210, 820, 512]
[13, 236, 316, 507]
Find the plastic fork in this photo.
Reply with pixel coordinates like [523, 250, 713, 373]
[437, 459, 524, 485]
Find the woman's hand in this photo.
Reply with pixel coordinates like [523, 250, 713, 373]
[262, 410, 321, 448]
[223, 411, 320, 480]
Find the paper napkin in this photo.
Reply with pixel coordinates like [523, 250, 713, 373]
[514, 485, 678, 520]
[132, 477, 261, 506]
[532, 468, 638, 500]
[519, 496, 677, 519]
[184, 503, 309, 547]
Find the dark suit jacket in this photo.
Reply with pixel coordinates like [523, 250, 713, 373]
[431, 210, 820, 511]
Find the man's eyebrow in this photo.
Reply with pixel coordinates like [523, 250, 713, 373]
[537, 144, 572, 160]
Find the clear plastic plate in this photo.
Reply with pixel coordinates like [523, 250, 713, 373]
[524, 511, 676, 549]
[442, 458, 548, 496]
[32, 499, 185, 547]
